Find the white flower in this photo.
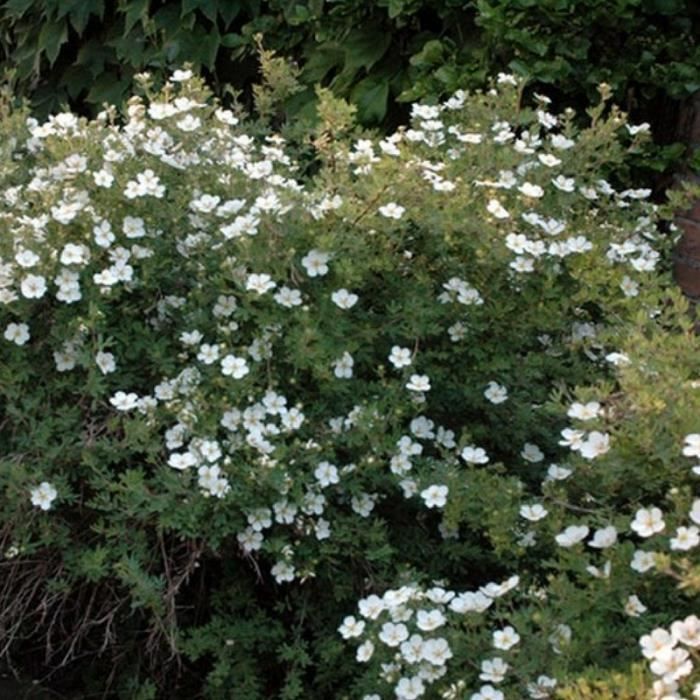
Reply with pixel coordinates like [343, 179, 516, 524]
[555, 524, 589, 547]
[314, 461, 339, 488]
[177, 114, 201, 132]
[416, 609, 446, 631]
[338, 616, 365, 639]
[54, 347, 77, 371]
[480, 657, 509, 683]
[171, 68, 193, 82]
[356, 640, 374, 662]
[492, 626, 520, 650]
[389, 346, 412, 368]
[395, 676, 424, 700]
[406, 374, 430, 392]
[123, 216, 146, 239]
[605, 352, 631, 366]
[221, 355, 249, 379]
[690, 499, 700, 525]
[333, 352, 354, 379]
[567, 401, 601, 420]
[378, 202, 405, 219]
[620, 275, 639, 297]
[168, 452, 197, 471]
[630, 507, 665, 538]
[520, 504, 548, 521]
[274, 286, 303, 308]
[521, 442, 544, 462]
[461, 445, 489, 464]
[197, 343, 220, 364]
[518, 182, 544, 198]
[671, 615, 700, 647]
[624, 594, 647, 617]
[378, 622, 409, 647]
[421, 637, 452, 666]
[586, 560, 611, 579]
[552, 175, 575, 192]
[331, 288, 359, 309]
[4, 322, 30, 346]
[15, 248, 40, 268]
[399, 634, 425, 664]
[420, 484, 448, 508]
[670, 526, 699, 551]
[358, 594, 385, 619]
[631, 549, 657, 573]
[237, 528, 263, 552]
[640, 628, 675, 659]
[410, 416, 435, 439]
[559, 428, 585, 450]
[471, 686, 504, 700]
[246, 273, 276, 295]
[588, 525, 617, 549]
[270, 561, 296, 583]
[109, 391, 139, 411]
[579, 431, 610, 460]
[20, 274, 47, 299]
[30, 482, 57, 511]
[487, 198, 510, 219]
[484, 381, 508, 404]
[649, 646, 692, 683]
[546, 464, 573, 481]
[301, 249, 330, 277]
[549, 624, 572, 654]
[95, 351, 116, 374]
[683, 434, 700, 458]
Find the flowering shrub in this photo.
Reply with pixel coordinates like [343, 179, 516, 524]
[0, 69, 697, 698]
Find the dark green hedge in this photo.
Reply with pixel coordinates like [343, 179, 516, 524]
[1, 0, 698, 133]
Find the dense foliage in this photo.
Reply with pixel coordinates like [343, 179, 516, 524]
[0, 0, 698, 144]
[0, 69, 698, 699]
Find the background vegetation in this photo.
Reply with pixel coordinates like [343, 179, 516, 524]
[0, 0, 698, 176]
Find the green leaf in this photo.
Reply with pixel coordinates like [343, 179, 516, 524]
[181, 0, 219, 23]
[2, 0, 34, 18]
[301, 42, 344, 83]
[122, 0, 150, 35]
[350, 75, 389, 123]
[220, 32, 246, 48]
[55, 0, 103, 33]
[86, 71, 130, 106]
[409, 39, 445, 68]
[76, 39, 113, 78]
[342, 26, 392, 72]
[38, 20, 68, 66]
[218, 1, 240, 26]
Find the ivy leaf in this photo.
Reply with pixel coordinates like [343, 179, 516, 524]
[38, 19, 68, 66]
[218, 1, 240, 26]
[122, 0, 150, 35]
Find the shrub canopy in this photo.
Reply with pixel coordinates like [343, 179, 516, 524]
[0, 71, 698, 699]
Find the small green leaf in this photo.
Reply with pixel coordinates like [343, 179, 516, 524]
[220, 32, 246, 48]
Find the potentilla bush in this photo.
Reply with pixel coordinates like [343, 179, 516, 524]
[0, 69, 694, 698]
